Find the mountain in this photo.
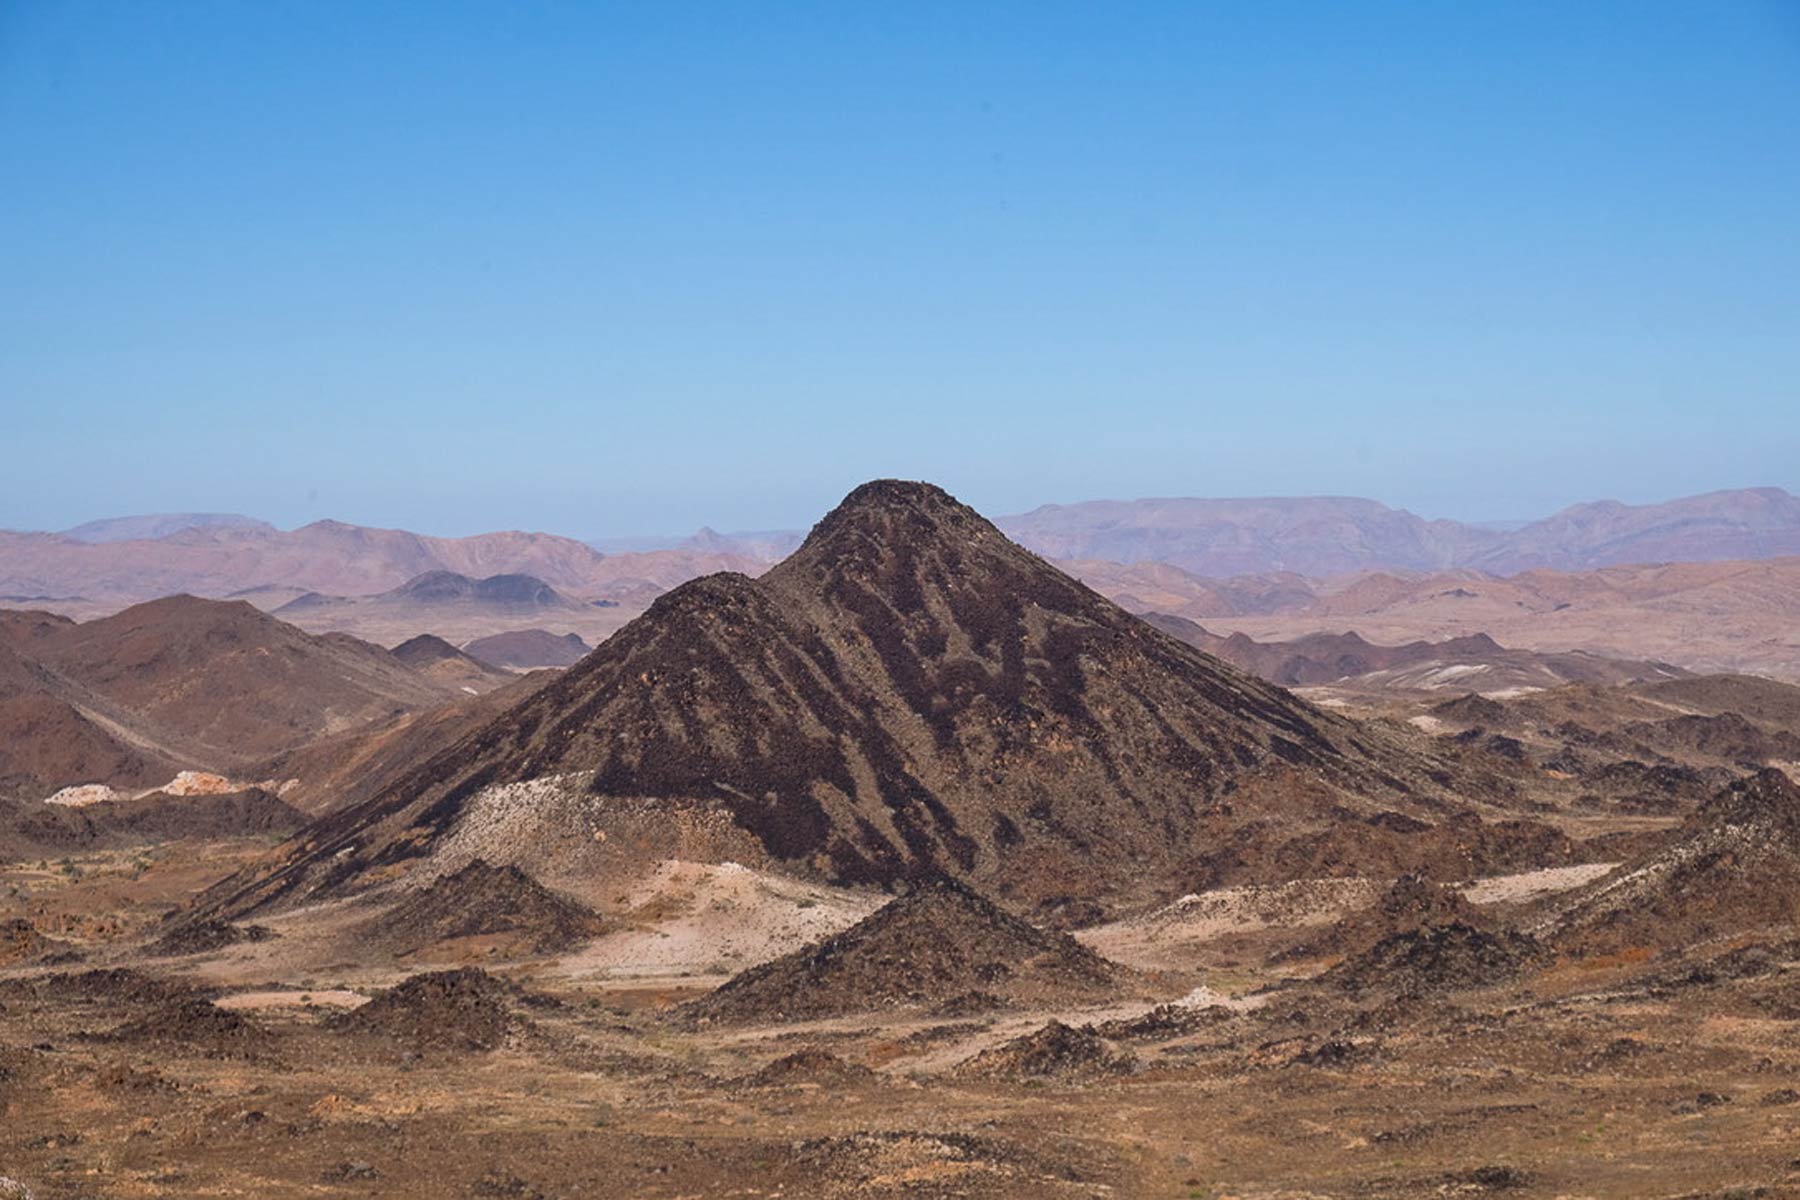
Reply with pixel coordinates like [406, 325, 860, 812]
[248, 670, 555, 816]
[1471, 487, 1800, 573]
[999, 487, 1800, 577]
[462, 629, 592, 670]
[262, 570, 625, 650]
[0, 641, 177, 798]
[15, 596, 455, 770]
[388, 634, 516, 693]
[275, 571, 584, 623]
[1074, 556, 1800, 682]
[196, 480, 1511, 924]
[58, 513, 276, 543]
[1000, 496, 1493, 577]
[1141, 614, 1686, 694]
[0, 519, 775, 614]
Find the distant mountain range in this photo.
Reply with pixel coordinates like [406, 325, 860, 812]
[997, 486, 1800, 577]
[17, 487, 1798, 602]
[6, 487, 1799, 680]
[0, 517, 768, 614]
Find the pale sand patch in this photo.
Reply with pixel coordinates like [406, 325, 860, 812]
[1079, 878, 1379, 971]
[43, 784, 125, 807]
[1457, 862, 1617, 906]
[552, 860, 880, 980]
[217, 989, 367, 1011]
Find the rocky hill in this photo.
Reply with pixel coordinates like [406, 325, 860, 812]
[1539, 769, 1800, 954]
[195, 481, 1527, 922]
[683, 877, 1130, 1023]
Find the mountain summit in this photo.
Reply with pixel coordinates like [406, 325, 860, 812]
[201, 481, 1471, 920]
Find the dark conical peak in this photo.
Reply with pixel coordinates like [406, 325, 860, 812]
[772, 479, 1025, 587]
[390, 633, 463, 666]
[798, 479, 983, 543]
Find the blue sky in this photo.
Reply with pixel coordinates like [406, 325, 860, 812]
[3, 2, 1797, 537]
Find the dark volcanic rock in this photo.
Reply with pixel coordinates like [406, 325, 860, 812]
[147, 919, 275, 957]
[1278, 873, 1489, 963]
[953, 1021, 1138, 1081]
[328, 967, 543, 1051]
[105, 997, 260, 1053]
[1323, 923, 1543, 995]
[682, 877, 1127, 1025]
[736, 1049, 879, 1089]
[358, 859, 609, 957]
[1544, 768, 1800, 954]
[199, 480, 1492, 922]
[0, 918, 75, 967]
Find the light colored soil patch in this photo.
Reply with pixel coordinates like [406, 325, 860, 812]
[1458, 862, 1617, 905]
[553, 860, 880, 980]
[1080, 878, 1379, 970]
[217, 989, 367, 1011]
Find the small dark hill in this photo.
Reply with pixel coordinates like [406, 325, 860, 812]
[358, 859, 609, 958]
[387, 570, 573, 609]
[0, 787, 306, 862]
[683, 877, 1128, 1025]
[1279, 873, 1489, 963]
[389, 633, 514, 692]
[1543, 768, 1800, 954]
[329, 967, 547, 1051]
[735, 1049, 879, 1090]
[104, 997, 261, 1054]
[390, 633, 466, 668]
[146, 919, 275, 957]
[462, 629, 592, 670]
[1322, 923, 1543, 995]
[953, 1021, 1138, 1082]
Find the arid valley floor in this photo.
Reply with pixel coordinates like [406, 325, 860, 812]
[6, 484, 1800, 1199]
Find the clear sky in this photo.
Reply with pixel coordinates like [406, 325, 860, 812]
[3, 2, 1797, 538]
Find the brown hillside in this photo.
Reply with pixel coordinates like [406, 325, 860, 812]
[1539, 769, 1800, 954]
[27, 596, 455, 765]
[194, 481, 1528, 922]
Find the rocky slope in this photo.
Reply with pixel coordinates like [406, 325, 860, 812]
[1539, 769, 1800, 953]
[195, 481, 1526, 922]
